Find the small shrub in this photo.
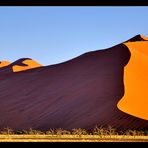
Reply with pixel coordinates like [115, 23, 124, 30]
[92, 126, 108, 137]
[72, 128, 88, 137]
[0, 127, 14, 135]
[55, 128, 64, 136]
[106, 126, 118, 135]
[124, 130, 137, 136]
[45, 129, 55, 135]
[136, 130, 145, 136]
[144, 130, 148, 136]
[14, 130, 24, 135]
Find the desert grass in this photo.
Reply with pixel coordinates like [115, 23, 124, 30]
[0, 126, 148, 142]
[0, 135, 148, 142]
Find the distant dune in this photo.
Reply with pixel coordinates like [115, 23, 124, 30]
[0, 58, 42, 74]
[0, 61, 10, 68]
[0, 35, 147, 131]
[12, 58, 42, 72]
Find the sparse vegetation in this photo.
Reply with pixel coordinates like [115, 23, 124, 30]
[0, 126, 147, 142]
[0, 125, 147, 136]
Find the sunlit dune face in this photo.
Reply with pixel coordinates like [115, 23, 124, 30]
[0, 61, 10, 68]
[12, 59, 42, 72]
[117, 41, 148, 120]
[140, 35, 148, 41]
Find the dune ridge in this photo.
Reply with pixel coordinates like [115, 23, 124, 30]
[0, 61, 10, 68]
[0, 35, 147, 131]
[0, 58, 42, 73]
[117, 34, 148, 120]
[12, 58, 42, 72]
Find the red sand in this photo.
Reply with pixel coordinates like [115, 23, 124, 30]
[118, 35, 148, 120]
[0, 58, 42, 74]
[0, 35, 147, 131]
[12, 59, 42, 72]
[0, 61, 10, 68]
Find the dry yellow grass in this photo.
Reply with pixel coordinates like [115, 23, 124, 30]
[0, 135, 148, 142]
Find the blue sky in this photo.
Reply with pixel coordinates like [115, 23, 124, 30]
[0, 6, 148, 65]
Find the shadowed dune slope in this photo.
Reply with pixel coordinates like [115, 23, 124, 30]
[117, 35, 148, 120]
[124, 34, 147, 42]
[0, 35, 147, 131]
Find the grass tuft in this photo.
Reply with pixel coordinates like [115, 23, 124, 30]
[0, 126, 147, 137]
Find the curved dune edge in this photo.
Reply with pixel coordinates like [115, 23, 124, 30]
[0, 61, 10, 68]
[12, 59, 42, 72]
[141, 35, 148, 41]
[0, 42, 147, 130]
[117, 41, 148, 120]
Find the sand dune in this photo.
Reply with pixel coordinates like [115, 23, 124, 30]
[12, 58, 42, 72]
[0, 58, 42, 74]
[117, 35, 148, 120]
[0, 61, 10, 68]
[0, 35, 147, 131]
[141, 35, 148, 40]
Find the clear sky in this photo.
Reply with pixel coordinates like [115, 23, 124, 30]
[0, 6, 148, 65]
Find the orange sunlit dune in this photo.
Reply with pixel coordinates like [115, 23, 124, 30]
[0, 61, 10, 68]
[12, 59, 42, 72]
[141, 35, 148, 41]
[117, 37, 148, 120]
